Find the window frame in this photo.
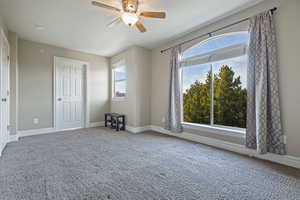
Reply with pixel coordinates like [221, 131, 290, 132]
[111, 60, 128, 101]
[180, 32, 249, 135]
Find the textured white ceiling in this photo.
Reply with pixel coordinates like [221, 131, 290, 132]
[0, 0, 263, 56]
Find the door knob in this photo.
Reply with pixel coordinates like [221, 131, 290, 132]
[57, 98, 62, 101]
[1, 98, 7, 102]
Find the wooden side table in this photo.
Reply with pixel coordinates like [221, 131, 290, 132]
[105, 113, 126, 131]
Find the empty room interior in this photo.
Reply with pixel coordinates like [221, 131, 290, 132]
[0, 0, 300, 199]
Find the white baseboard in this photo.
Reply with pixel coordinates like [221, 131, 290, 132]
[9, 134, 19, 143]
[1, 135, 19, 157]
[0, 143, 4, 157]
[89, 121, 105, 128]
[17, 122, 105, 138]
[126, 125, 152, 134]
[150, 125, 300, 169]
[18, 128, 56, 138]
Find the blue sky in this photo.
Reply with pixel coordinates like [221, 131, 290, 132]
[182, 33, 249, 92]
[115, 66, 127, 93]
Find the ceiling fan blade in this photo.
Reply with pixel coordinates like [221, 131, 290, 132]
[92, 1, 121, 12]
[107, 17, 122, 28]
[140, 12, 166, 19]
[122, 0, 127, 11]
[135, 21, 146, 33]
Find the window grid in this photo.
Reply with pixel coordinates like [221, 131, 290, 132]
[181, 32, 248, 131]
[210, 64, 214, 126]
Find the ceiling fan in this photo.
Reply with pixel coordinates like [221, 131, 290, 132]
[92, 0, 166, 33]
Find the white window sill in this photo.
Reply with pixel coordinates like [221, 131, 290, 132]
[182, 122, 245, 138]
[111, 97, 127, 102]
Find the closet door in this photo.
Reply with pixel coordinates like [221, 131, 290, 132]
[55, 57, 84, 131]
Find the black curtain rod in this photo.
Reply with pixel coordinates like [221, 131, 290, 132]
[160, 7, 277, 54]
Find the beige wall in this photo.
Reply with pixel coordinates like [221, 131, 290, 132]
[151, 0, 300, 157]
[0, 15, 8, 38]
[110, 46, 151, 127]
[8, 31, 18, 135]
[18, 39, 110, 131]
[135, 47, 151, 127]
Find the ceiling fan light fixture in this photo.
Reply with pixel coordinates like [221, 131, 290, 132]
[92, 0, 166, 32]
[121, 12, 139, 26]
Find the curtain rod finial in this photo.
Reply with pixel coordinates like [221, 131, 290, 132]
[271, 7, 277, 14]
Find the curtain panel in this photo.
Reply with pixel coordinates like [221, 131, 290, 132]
[246, 10, 286, 155]
[165, 45, 183, 133]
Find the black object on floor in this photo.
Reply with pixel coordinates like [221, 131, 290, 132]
[105, 113, 126, 131]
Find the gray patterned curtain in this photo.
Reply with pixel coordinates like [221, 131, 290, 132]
[165, 45, 183, 133]
[246, 10, 286, 155]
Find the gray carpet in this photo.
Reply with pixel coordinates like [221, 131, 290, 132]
[0, 128, 300, 200]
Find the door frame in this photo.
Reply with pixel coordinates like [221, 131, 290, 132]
[0, 28, 10, 149]
[53, 56, 90, 131]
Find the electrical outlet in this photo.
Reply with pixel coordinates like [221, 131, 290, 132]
[162, 117, 165, 123]
[33, 118, 39, 124]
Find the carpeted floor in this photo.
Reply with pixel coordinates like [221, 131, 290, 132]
[0, 128, 299, 200]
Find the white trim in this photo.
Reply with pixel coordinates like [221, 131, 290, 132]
[111, 97, 128, 102]
[89, 121, 105, 128]
[85, 64, 90, 129]
[0, 27, 10, 157]
[150, 125, 300, 169]
[53, 56, 90, 131]
[126, 125, 152, 134]
[0, 142, 5, 157]
[182, 122, 245, 138]
[15, 122, 105, 139]
[182, 31, 249, 58]
[181, 44, 247, 67]
[8, 134, 19, 143]
[18, 128, 57, 137]
[17, 126, 90, 138]
[53, 57, 58, 129]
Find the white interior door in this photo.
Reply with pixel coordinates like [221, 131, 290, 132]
[0, 31, 10, 150]
[55, 57, 85, 131]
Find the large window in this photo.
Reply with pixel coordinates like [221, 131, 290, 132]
[181, 33, 248, 130]
[112, 61, 127, 99]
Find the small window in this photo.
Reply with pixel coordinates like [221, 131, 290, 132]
[112, 61, 127, 99]
[182, 32, 248, 130]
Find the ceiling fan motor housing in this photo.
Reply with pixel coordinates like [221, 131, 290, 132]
[123, 0, 138, 12]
